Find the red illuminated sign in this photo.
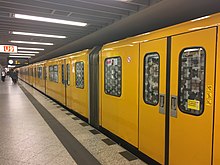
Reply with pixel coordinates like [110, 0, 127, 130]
[0, 45, 17, 53]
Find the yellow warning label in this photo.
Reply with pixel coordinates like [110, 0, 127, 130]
[188, 99, 200, 111]
[206, 85, 213, 106]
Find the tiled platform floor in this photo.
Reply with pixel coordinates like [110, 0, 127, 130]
[0, 77, 77, 165]
[0, 77, 147, 165]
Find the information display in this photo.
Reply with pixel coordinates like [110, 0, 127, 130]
[7, 57, 29, 66]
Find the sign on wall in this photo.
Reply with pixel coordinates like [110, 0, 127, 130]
[7, 57, 29, 66]
[0, 45, 17, 53]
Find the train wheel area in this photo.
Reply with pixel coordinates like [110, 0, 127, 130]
[0, 78, 147, 165]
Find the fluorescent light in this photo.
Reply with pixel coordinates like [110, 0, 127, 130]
[10, 53, 35, 56]
[10, 40, 53, 45]
[12, 31, 66, 38]
[9, 56, 31, 58]
[14, 14, 87, 27]
[191, 16, 210, 22]
[116, 0, 132, 1]
[18, 51, 39, 53]
[18, 47, 44, 50]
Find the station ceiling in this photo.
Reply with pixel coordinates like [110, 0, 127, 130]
[0, 0, 220, 66]
[0, 0, 161, 66]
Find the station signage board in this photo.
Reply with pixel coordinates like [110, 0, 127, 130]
[0, 45, 17, 53]
[7, 57, 29, 66]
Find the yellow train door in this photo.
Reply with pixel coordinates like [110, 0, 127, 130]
[139, 38, 167, 164]
[213, 25, 220, 165]
[101, 44, 139, 147]
[169, 27, 217, 165]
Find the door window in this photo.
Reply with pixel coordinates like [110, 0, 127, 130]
[37, 67, 42, 79]
[144, 53, 160, 105]
[178, 47, 206, 115]
[62, 64, 65, 84]
[53, 65, 58, 83]
[49, 66, 53, 81]
[75, 61, 84, 88]
[67, 64, 70, 85]
[104, 57, 122, 97]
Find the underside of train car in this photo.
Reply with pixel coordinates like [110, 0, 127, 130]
[18, 12, 220, 165]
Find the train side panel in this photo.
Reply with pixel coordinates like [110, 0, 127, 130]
[66, 50, 89, 118]
[213, 26, 220, 165]
[101, 43, 139, 147]
[169, 27, 217, 165]
[27, 65, 33, 86]
[46, 59, 65, 105]
[139, 38, 167, 164]
[35, 62, 46, 93]
[32, 65, 36, 87]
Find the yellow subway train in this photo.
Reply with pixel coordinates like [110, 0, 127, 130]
[19, 12, 220, 165]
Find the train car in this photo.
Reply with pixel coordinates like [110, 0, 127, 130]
[65, 50, 90, 119]
[27, 64, 34, 86]
[45, 49, 90, 119]
[18, 12, 220, 165]
[100, 13, 220, 165]
[18, 66, 25, 80]
[35, 61, 46, 93]
[32, 64, 37, 88]
[45, 57, 66, 105]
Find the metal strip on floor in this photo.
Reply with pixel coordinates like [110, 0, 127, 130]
[19, 84, 101, 165]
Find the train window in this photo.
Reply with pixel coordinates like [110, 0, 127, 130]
[30, 68, 33, 77]
[75, 61, 84, 89]
[37, 67, 42, 79]
[53, 65, 58, 83]
[62, 64, 65, 84]
[144, 53, 160, 105]
[34, 68, 36, 77]
[104, 57, 122, 97]
[49, 66, 53, 81]
[178, 47, 206, 116]
[43, 67, 47, 80]
[67, 64, 70, 85]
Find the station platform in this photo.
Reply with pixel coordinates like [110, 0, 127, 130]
[0, 77, 146, 165]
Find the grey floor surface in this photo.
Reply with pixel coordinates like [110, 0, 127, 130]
[0, 77, 147, 165]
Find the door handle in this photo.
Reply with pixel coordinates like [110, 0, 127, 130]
[170, 95, 177, 118]
[159, 94, 165, 114]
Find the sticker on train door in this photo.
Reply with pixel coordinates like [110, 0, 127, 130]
[206, 85, 213, 106]
[187, 99, 200, 110]
[127, 56, 131, 63]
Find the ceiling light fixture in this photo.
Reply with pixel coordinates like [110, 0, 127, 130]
[10, 53, 35, 56]
[116, 0, 132, 1]
[18, 47, 44, 50]
[18, 51, 39, 53]
[9, 56, 31, 58]
[12, 31, 66, 39]
[14, 14, 87, 27]
[10, 40, 53, 45]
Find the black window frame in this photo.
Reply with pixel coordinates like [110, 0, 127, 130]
[37, 67, 43, 79]
[49, 65, 54, 82]
[62, 64, 65, 84]
[75, 61, 84, 89]
[178, 47, 206, 116]
[67, 64, 70, 86]
[53, 65, 58, 83]
[104, 56, 122, 97]
[143, 52, 160, 106]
